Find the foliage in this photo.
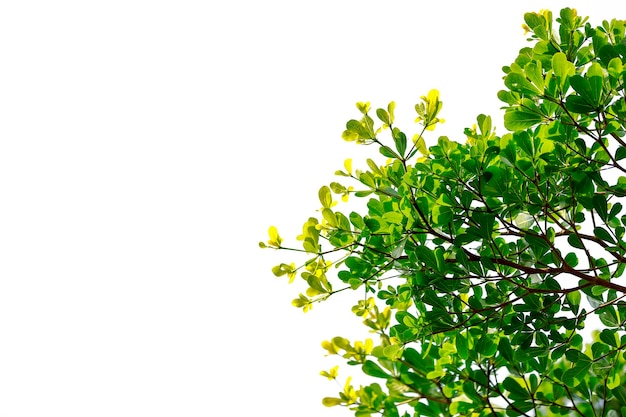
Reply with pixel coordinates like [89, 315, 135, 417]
[261, 8, 626, 417]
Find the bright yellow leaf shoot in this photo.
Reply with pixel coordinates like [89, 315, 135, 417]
[353, 338, 374, 355]
[356, 101, 370, 114]
[321, 397, 342, 407]
[344, 158, 352, 175]
[321, 340, 339, 355]
[387, 101, 396, 124]
[320, 365, 339, 380]
[415, 89, 445, 131]
[265, 226, 282, 248]
[343, 376, 357, 404]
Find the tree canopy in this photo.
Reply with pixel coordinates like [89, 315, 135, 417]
[261, 8, 626, 417]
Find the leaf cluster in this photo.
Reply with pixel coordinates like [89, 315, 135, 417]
[262, 8, 626, 417]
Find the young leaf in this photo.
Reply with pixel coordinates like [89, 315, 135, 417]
[267, 226, 282, 247]
[322, 397, 342, 407]
[319, 186, 332, 208]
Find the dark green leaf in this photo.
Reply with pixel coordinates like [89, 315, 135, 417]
[498, 338, 514, 362]
[569, 75, 594, 104]
[503, 377, 530, 400]
[562, 356, 591, 387]
[456, 333, 469, 360]
[567, 233, 585, 249]
[616, 146, 626, 161]
[600, 329, 618, 347]
[565, 95, 596, 113]
[564, 252, 579, 267]
[593, 226, 615, 244]
[593, 194, 608, 220]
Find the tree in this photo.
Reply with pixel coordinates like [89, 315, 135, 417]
[261, 8, 626, 417]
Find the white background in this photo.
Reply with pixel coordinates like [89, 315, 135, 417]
[0, 1, 622, 416]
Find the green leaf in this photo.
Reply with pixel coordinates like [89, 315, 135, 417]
[477, 114, 492, 138]
[567, 291, 581, 315]
[608, 57, 623, 79]
[379, 145, 399, 159]
[564, 252, 579, 267]
[552, 52, 575, 90]
[567, 233, 584, 249]
[565, 95, 596, 113]
[524, 61, 544, 93]
[515, 347, 548, 362]
[503, 377, 530, 400]
[456, 333, 469, 360]
[349, 212, 366, 229]
[594, 226, 615, 244]
[600, 329, 618, 347]
[586, 62, 604, 105]
[498, 89, 519, 105]
[376, 108, 390, 125]
[600, 308, 620, 327]
[613, 386, 626, 404]
[383, 344, 403, 360]
[476, 335, 498, 357]
[562, 355, 592, 387]
[498, 338, 514, 362]
[504, 109, 543, 131]
[593, 194, 608, 220]
[507, 400, 534, 416]
[569, 75, 593, 100]
[392, 130, 407, 157]
[524, 11, 549, 40]
[362, 360, 390, 379]
[346, 119, 370, 138]
[330, 182, 346, 194]
[504, 73, 542, 96]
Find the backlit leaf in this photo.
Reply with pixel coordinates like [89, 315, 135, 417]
[504, 109, 543, 131]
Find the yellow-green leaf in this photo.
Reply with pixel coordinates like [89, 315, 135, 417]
[322, 397, 342, 407]
[344, 158, 352, 175]
[267, 226, 282, 247]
